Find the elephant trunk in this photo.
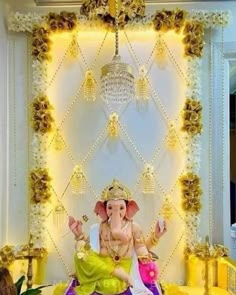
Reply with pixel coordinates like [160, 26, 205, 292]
[110, 209, 128, 242]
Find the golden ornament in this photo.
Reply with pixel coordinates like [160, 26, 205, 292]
[70, 34, 79, 58]
[166, 121, 178, 149]
[53, 204, 66, 227]
[52, 130, 65, 151]
[160, 195, 173, 220]
[83, 70, 96, 101]
[108, 112, 119, 137]
[71, 164, 86, 194]
[142, 164, 155, 194]
[155, 35, 167, 68]
[135, 66, 149, 101]
[101, 179, 132, 201]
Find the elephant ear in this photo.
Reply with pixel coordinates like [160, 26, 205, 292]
[94, 201, 108, 222]
[126, 200, 139, 219]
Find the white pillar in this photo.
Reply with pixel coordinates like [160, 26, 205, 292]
[0, 0, 9, 246]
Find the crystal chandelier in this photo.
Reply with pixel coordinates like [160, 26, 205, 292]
[100, 0, 135, 104]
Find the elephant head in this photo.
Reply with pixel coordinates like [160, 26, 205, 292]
[94, 179, 139, 242]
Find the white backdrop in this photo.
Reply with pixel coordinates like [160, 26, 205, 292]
[44, 28, 186, 284]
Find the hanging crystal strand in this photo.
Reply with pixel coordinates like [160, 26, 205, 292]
[141, 164, 155, 194]
[53, 203, 66, 227]
[83, 70, 96, 101]
[108, 112, 119, 137]
[155, 34, 167, 68]
[52, 129, 65, 151]
[135, 66, 149, 101]
[160, 195, 173, 220]
[166, 121, 178, 149]
[70, 33, 79, 58]
[100, 0, 134, 104]
[71, 164, 86, 194]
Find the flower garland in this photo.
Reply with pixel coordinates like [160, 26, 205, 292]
[183, 21, 204, 58]
[47, 11, 77, 31]
[179, 173, 202, 214]
[80, 0, 145, 27]
[152, 9, 188, 32]
[31, 95, 54, 134]
[178, 51, 203, 251]
[30, 168, 52, 203]
[7, 10, 230, 33]
[32, 26, 51, 62]
[0, 246, 15, 267]
[191, 10, 230, 28]
[179, 172, 202, 251]
[182, 98, 202, 136]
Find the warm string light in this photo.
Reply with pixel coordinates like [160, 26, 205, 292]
[159, 231, 184, 279]
[46, 228, 71, 276]
[124, 31, 186, 153]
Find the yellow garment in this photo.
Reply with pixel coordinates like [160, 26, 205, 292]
[74, 250, 132, 295]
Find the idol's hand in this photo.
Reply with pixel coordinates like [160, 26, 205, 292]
[154, 219, 167, 239]
[68, 216, 83, 237]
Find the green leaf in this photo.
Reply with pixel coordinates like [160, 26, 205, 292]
[21, 285, 51, 295]
[14, 275, 25, 295]
[21, 290, 42, 295]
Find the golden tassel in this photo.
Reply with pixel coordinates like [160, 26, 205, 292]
[141, 164, 155, 194]
[155, 34, 167, 68]
[70, 34, 79, 58]
[83, 70, 96, 101]
[53, 130, 65, 151]
[53, 204, 66, 227]
[71, 164, 86, 194]
[166, 121, 178, 149]
[135, 66, 149, 101]
[108, 112, 119, 137]
[160, 195, 173, 220]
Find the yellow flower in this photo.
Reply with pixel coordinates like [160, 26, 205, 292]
[0, 246, 15, 267]
[47, 11, 77, 31]
[30, 168, 51, 203]
[174, 9, 187, 32]
[31, 95, 54, 134]
[32, 26, 51, 62]
[182, 99, 202, 136]
[183, 21, 204, 58]
[179, 173, 202, 214]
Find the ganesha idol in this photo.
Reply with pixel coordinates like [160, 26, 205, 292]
[53, 179, 167, 295]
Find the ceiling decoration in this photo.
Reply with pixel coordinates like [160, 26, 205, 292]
[35, 0, 235, 5]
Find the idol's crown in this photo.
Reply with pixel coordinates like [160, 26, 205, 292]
[101, 179, 131, 201]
